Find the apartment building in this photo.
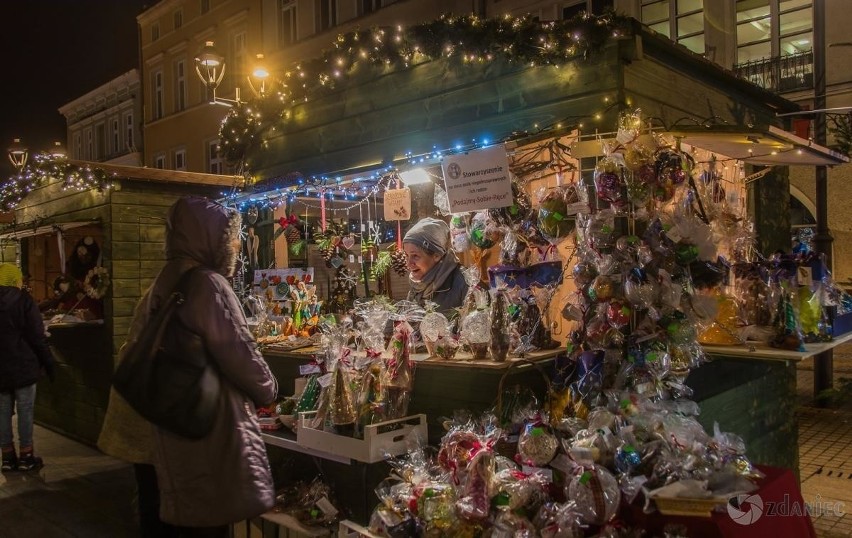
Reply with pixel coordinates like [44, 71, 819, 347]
[58, 69, 143, 166]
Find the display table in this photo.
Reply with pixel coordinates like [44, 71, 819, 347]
[626, 466, 816, 537]
[702, 331, 852, 364]
[262, 347, 562, 445]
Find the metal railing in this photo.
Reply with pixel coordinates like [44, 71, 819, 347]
[734, 50, 814, 93]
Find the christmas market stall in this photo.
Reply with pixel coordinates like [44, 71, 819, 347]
[223, 14, 852, 536]
[0, 159, 240, 444]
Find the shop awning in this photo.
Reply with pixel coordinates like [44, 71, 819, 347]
[668, 125, 849, 166]
[571, 125, 848, 166]
[0, 221, 98, 241]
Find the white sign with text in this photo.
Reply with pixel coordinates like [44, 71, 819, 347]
[441, 145, 513, 213]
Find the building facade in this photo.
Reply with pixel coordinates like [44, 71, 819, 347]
[58, 69, 143, 166]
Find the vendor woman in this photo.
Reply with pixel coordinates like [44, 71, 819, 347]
[403, 217, 468, 315]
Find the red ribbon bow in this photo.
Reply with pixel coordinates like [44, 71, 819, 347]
[278, 215, 298, 228]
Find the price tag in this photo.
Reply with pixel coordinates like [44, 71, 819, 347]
[299, 364, 321, 375]
[315, 496, 339, 517]
[798, 265, 813, 287]
[349, 254, 355, 263]
[317, 372, 334, 388]
[358, 256, 363, 264]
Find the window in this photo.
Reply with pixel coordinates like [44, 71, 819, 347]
[154, 154, 166, 169]
[124, 112, 134, 150]
[152, 23, 160, 42]
[562, 0, 614, 19]
[152, 70, 164, 120]
[73, 133, 82, 160]
[640, 0, 705, 54]
[736, 0, 812, 63]
[112, 118, 120, 155]
[208, 140, 223, 174]
[175, 60, 187, 112]
[278, 0, 297, 46]
[316, 0, 337, 33]
[360, 0, 379, 15]
[231, 32, 247, 93]
[174, 10, 183, 29]
[95, 123, 105, 160]
[201, 0, 210, 14]
[174, 149, 187, 171]
[85, 129, 93, 160]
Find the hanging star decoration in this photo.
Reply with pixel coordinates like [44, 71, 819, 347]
[337, 268, 359, 292]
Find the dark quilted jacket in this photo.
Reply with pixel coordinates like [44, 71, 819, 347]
[0, 286, 54, 391]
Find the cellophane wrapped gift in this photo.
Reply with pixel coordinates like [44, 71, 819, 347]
[383, 320, 414, 419]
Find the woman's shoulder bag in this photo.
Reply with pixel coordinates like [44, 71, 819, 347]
[112, 267, 220, 439]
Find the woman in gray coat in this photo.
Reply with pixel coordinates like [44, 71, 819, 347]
[100, 196, 277, 536]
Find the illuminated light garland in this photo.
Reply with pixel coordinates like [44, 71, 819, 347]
[218, 11, 632, 167]
[0, 153, 115, 211]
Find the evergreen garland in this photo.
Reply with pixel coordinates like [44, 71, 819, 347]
[219, 12, 632, 167]
[1, 153, 115, 211]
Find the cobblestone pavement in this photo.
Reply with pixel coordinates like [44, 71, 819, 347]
[797, 343, 852, 538]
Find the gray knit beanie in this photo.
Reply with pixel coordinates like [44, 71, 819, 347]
[403, 217, 449, 256]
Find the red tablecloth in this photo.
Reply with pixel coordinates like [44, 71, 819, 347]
[623, 466, 817, 537]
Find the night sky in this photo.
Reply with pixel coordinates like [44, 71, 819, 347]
[0, 1, 152, 176]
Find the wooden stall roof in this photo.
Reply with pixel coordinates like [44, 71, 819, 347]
[66, 160, 245, 188]
[245, 19, 801, 183]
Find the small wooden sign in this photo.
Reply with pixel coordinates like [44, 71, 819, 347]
[383, 187, 412, 221]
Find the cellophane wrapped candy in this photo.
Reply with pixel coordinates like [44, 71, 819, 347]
[594, 156, 626, 207]
[383, 320, 414, 419]
[533, 502, 584, 538]
[517, 420, 559, 467]
[328, 360, 357, 429]
[461, 307, 491, 360]
[490, 290, 511, 362]
[537, 185, 581, 243]
[565, 463, 621, 526]
[421, 309, 450, 357]
[451, 214, 470, 253]
[469, 211, 496, 249]
[456, 448, 495, 522]
[354, 298, 393, 354]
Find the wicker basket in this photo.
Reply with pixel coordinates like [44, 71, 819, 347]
[493, 359, 555, 460]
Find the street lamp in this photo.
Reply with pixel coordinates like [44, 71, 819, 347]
[195, 41, 272, 106]
[49, 141, 67, 159]
[8, 138, 28, 171]
[248, 54, 270, 97]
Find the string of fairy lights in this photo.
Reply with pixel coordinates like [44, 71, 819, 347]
[0, 153, 115, 212]
[0, 12, 821, 215]
[217, 11, 633, 166]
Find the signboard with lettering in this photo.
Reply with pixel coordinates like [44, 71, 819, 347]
[441, 145, 513, 213]
[383, 187, 412, 221]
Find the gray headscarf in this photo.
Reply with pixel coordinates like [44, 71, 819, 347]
[403, 218, 459, 299]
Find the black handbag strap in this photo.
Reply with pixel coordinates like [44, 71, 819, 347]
[141, 267, 201, 361]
